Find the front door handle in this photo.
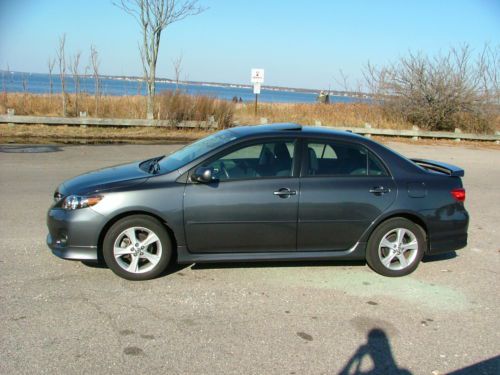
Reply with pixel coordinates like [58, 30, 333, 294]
[369, 186, 391, 195]
[273, 188, 297, 198]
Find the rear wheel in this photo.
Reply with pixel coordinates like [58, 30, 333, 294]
[103, 215, 172, 280]
[366, 217, 425, 277]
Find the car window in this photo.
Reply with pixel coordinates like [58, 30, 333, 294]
[155, 129, 238, 173]
[203, 140, 296, 180]
[306, 141, 388, 176]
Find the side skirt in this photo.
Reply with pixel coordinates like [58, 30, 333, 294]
[176, 242, 366, 264]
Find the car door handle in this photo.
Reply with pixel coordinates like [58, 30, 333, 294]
[273, 188, 297, 198]
[369, 186, 391, 195]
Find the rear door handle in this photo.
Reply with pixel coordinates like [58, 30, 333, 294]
[369, 186, 391, 195]
[273, 188, 297, 198]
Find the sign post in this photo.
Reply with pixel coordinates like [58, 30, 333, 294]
[251, 68, 264, 115]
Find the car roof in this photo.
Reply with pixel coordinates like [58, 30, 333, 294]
[229, 123, 367, 142]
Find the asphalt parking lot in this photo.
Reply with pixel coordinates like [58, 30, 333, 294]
[0, 140, 499, 374]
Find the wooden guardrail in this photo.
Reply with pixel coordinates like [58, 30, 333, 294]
[1, 113, 499, 143]
[0, 114, 217, 129]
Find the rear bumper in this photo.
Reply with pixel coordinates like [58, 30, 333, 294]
[422, 205, 469, 255]
[429, 233, 467, 254]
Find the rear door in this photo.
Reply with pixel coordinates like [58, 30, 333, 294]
[298, 139, 396, 251]
[184, 138, 300, 253]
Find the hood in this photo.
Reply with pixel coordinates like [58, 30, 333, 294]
[58, 161, 150, 196]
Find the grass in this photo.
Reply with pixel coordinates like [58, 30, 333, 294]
[0, 124, 209, 144]
[0, 92, 411, 129]
[1, 92, 498, 134]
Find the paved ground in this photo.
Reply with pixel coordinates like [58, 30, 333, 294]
[0, 141, 499, 375]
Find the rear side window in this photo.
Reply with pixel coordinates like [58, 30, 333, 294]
[305, 141, 388, 177]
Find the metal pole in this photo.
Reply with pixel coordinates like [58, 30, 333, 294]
[254, 94, 258, 115]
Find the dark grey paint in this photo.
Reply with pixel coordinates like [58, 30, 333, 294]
[46, 124, 469, 265]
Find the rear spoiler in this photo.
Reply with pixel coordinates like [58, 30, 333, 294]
[411, 159, 464, 177]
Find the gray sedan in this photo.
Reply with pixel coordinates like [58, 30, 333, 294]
[47, 124, 469, 280]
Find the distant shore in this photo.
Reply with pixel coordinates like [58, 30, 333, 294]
[0, 70, 371, 101]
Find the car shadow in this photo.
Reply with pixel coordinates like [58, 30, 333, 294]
[81, 260, 191, 277]
[339, 328, 411, 374]
[191, 259, 366, 271]
[422, 251, 457, 263]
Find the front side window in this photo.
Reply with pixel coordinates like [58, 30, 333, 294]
[306, 141, 388, 176]
[202, 140, 296, 180]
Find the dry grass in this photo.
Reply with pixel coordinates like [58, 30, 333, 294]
[234, 102, 412, 129]
[1, 92, 412, 129]
[0, 92, 234, 128]
[1, 92, 498, 132]
[0, 124, 209, 144]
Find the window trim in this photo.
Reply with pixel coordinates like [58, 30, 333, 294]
[188, 137, 302, 183]
[300, 138, 391, 178]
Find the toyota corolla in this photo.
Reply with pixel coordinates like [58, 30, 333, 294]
[47, 124, 469, 280]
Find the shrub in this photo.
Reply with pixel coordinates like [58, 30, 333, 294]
[364, 44, 500, 133]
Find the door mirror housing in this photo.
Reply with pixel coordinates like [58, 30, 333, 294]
[192, 167, 213, 183]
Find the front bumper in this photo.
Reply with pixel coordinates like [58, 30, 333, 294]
[46, 207, 104, 261]
[46, 233, 98, 260]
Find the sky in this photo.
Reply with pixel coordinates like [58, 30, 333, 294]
[0, 0, 499, 90]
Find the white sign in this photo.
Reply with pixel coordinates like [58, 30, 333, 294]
[253, 83, 261, 95]
[251, 68, 265, 84]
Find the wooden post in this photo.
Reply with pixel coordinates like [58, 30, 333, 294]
[412, 125, 419, 141]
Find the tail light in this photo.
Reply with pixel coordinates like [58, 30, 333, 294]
[451, 188, 466, 202]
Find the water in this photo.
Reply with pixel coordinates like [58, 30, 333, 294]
[1, 71, 362, 104]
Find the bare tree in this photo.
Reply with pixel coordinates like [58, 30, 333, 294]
[363, 44, 500, 133]
[90, 45, 101, 116]
[334, 68, 350, 93]
[172, 53, 183, 91]
[71, 51, 82, 116]
[47, 57, 56, 96]
[57, 34, 68, 116]
[116, 0, 205, 119]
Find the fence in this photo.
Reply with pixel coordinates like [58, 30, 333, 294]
[1, 113, 499, 143]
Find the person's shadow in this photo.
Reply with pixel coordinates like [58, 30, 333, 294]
[339, 328, 411, 375]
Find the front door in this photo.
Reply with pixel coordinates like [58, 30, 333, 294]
[184, 139, 299, 253]
[298, 139, 396, 251]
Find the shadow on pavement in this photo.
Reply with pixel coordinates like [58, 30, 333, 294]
[81, 259, 191, 278]
[0, 145, 63, 153]
[339, 328, 411, 375]
[422, 251, 457, 263]
[191, 259, 366, 270]
[448, 355, 500, 374]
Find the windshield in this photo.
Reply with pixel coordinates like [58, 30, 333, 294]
[153, 130, 238, 173]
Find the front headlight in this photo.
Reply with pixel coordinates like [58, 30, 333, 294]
[61, 195, 103, 210]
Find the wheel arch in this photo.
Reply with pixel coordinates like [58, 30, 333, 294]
[363, 211, 430, 252]
[97, 210, 178, 263]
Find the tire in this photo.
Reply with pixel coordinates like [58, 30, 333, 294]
[103, 215, 172, 281]
[366, 217, 426, 277]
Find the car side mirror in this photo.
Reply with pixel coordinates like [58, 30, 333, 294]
[192, 167, 213, 183]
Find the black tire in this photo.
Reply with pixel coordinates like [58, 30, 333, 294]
[366, 217, 426, 277]
[102, 215, 172, 281]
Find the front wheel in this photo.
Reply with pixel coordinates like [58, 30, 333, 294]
[103, 215, 172, 280]
[366, 218, 426, 277]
